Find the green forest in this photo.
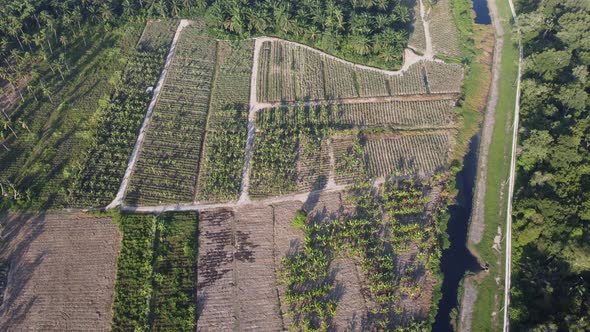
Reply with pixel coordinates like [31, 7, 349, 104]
[205, 0, 413, 68]
[511, 0, 590, 329]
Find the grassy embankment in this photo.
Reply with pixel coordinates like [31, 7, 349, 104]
[468, 0, 520, 330]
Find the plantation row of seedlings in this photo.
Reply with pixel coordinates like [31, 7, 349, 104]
[251, 101, 454, 195]
[73, 20, 178, 207]
[126, 21, 217, 205]
[256, 39, 463, 103]
[277, 177, 449, 330]
[111, 212, 197, 332]
[195, 40, 254, 203]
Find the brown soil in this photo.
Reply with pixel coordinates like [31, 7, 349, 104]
[0, 211, 121, 331]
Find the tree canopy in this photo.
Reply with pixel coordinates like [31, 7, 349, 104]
[205, 0, 413, 69]
[511, 0, 590, 330]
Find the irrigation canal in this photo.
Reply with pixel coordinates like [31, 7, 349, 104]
[433, 135, 483, 331]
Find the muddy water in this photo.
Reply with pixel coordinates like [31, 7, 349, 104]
[433, 135, 482, 331]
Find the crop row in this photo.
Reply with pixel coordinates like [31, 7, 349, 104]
[365, 132, 451, 178]
[126, 23, 217, 206]
[296, 133, 331, 192]
[424, 61, 464, 94]
[332, 134, 368, 185]
[338, 99, 457, 128]
[256, 40, 461, 103]
[250, 127, 299, 197]
[429, 0, 462, 57]
[74, 20, 177, 207]
[196, 40, 254, 202]
[111, 212, 198, 331]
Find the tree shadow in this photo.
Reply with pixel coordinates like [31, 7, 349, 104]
[0, 212, 48, 328]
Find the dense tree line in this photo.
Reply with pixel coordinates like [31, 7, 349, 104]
[511, 0, 590, 330]
[0, 0, 206, 87]
[205, 0, 413, 68]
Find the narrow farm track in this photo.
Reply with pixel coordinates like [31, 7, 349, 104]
[106, 19, 190, 210]
[120, 183, 349, 213]
[256, 92, 459, 110]
[504, 0, 522, 330]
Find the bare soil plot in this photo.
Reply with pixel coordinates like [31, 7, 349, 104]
[0, 212, 121, 331]
[196, 209, 236, 331]
[234, 205, 283, 331]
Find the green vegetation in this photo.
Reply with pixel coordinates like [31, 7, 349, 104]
[75, 20, 177, 207]
[111, 211, 198, 331]
[197, 40, 253, 202]
[126, 21, 217, 205]
[251, 104, 335, 196]
[0, 0, 206, 209]
[510, 0, 590, 330]
[111, 213, 157, 331]
[468, 0, 519, 329]
[151, 212, 198, 331]
[280, 178, 448, 330]
[0, 24, 144, 209]
[206, 0, 414, 69]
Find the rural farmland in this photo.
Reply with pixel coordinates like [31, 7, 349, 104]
[0, 0, 517, 330]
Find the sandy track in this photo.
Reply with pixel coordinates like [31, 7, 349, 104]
[503, 0, 522, 330]
[0, 212, 121, 331]
[107, 19, 190, 210]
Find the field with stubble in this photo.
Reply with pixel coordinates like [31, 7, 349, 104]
[0, 212, 121, 331]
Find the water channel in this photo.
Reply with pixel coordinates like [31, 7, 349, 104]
[432, 0, 493, 328]
[432, 135, 483, 331]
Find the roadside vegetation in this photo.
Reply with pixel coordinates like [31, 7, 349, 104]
[510, 0, 590, 329]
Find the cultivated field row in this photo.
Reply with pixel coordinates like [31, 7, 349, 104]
[105, 19, 463, 209]
[255, 38, 463, 103]
[125, 21, 217, 206]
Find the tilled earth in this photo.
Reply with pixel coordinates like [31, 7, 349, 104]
[0, 212, 121, 331]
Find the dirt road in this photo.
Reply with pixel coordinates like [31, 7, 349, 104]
[107, 19, 190, 210]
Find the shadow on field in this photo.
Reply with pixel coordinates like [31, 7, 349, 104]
[0, 212, 47, 328]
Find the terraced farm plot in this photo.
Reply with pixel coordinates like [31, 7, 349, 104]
[296, 134, 331, 192]
[75, 19, 177, 207]
[110, 212, 198, 331]
[250, 127, 299, 197]
[255, 39, 464, 105]
[338, 99, 457, 128]
[196, 40, 254, 202]
[425, 61, 464, 94]
[0, 212, 121, 331]
[364, 132, 452, 177]
[150, 212, 198, 331]
[332, 134, 369, 185]
[126, 21, 217, 205]
[429, 0, 462, 57]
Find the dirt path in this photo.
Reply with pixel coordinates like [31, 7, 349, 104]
[120, 183, 350, 213]
[237, 37, 265, 204]
[469, 3, 504, 245]
[503, 0, 522, 330]
[420, 0, 435, 60]
[106, 20, 190, 210]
